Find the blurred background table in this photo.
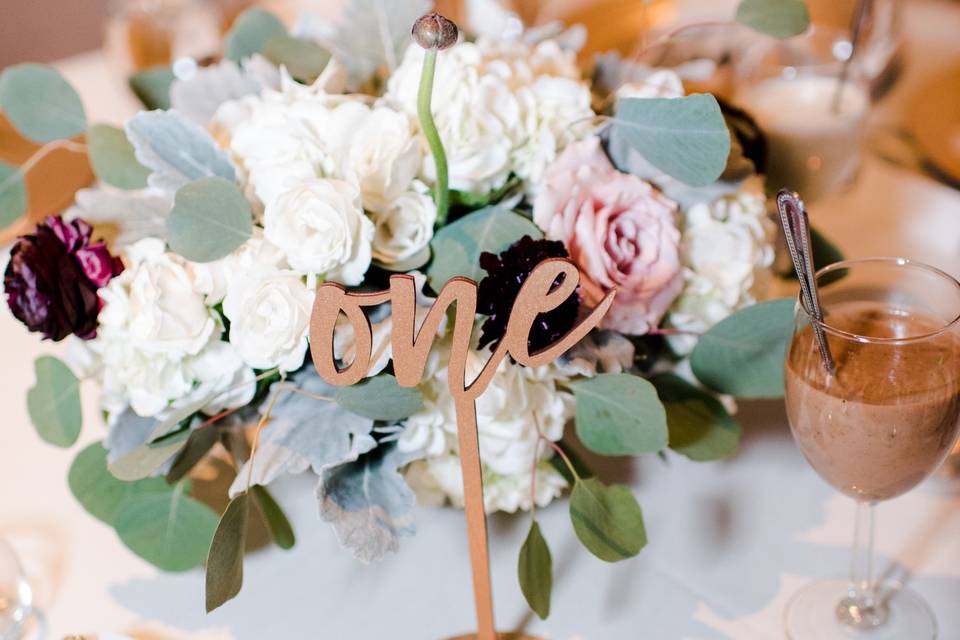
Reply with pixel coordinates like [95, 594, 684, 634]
[2, 1, 960, 638]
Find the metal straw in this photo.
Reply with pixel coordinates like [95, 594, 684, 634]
[832, 0, 873, 114]
[777, 190, 836, 374]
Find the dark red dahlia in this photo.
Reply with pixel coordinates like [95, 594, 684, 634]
[477, 235, 580, 354]
[4, 216, 123, 341]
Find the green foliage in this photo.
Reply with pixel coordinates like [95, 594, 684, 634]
[108, 417, 193, 482]
[128, 67, 174, 110]
[427, 206, 542, 290]
[263, 35, 331, 82]
[206, 493, 250, 612]
[518, 520, 552, 619]
[334, 374, 423, 421]
[569, 478, 646, 563]
[252, 485, 296, 550]
[736, 0, 811, 38]
[114, 481, 219, 571]
[165, 425, 220, 483]
[569, 374, 668, 456]
[651, 374, 742, 461]
[68, 442, 170, 525]
[0, 63, 86, 142]
[27, 356, 81, 448]
[614, 95, 730, 187]
[0, 161, 27, 230]
[167, 177, 252, 262]
[86, 124, 150, 190]
[690, 298, 795, 398]
[225, 8, 287, 61]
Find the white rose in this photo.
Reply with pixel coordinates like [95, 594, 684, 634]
[668, 188, 776, 354]
[264, 179, 373, 284]
[190, 229, 287, 305]
[222, 266, 315, 372]
[370, 185, 436, 264]
[343, 105, 421, 211]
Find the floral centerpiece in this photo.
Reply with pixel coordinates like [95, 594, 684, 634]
[1, 0, 819, 621]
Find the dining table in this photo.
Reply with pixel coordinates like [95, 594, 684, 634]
[2, 0, 960, 638]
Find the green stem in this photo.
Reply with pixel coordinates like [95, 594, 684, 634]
[416, 48, 450, 226]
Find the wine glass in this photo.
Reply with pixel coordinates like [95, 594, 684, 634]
[783, 257, 960, 639]
[0, 538, 34, 640]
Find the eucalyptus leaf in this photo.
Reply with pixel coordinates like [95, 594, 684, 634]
[125, 109, 236, 193]
[569, 478, 646, 563]
[263, 35, 331, 82]
[427, 206, 542, 291]
[690, 298, 795, 398]
[114, 481, 219, 571]
[251, 485, 295, 550]
[518, 520, 552, 619]
[736, 0, 811, 39]
[569, 374, 668, 456]
[0, 161, 27, 230]
[26, 356, 81, 448]
[613, 95, 730, 187]
[318, 444, 419, 563]
[68, 441, 170, 525]
[205, 493, 249, 612]
[166, 177, 252, 262]
[335, 374, 422, 421]
[128, 67, 174, 110]
[166, 424, 221, 483]
[106, 402, 208, 481]
[651, 374, 742, 461]
[225, 8, 287, 61]
[0, 63, 86, 142]
[86, 124, 150, 190]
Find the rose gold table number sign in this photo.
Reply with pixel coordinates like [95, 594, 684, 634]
[310, 258, 614, 639]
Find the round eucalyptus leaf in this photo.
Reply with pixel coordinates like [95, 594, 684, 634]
[167, 177, 252, 263]
[225, 8, 286, 61]
[651, 374, 742, 461]
[114, 482, 219, 572]
[569, 373, 668, 456]
[0, 63, 86, 142]
[128, 66, 174, 110]
[0, 161, 27, 230]
[263, 35, 331, 82]
[569, 478, 646, 563]
[690, 298, 795, 399]
[736, 0, 810, 39]
[334, 374, 423, 421]
[27, 356, 81, 448]
[86, 124, 150, 190]
[68, 442, 170, 525]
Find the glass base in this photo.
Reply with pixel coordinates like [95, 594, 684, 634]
[785, 578, 937, 639]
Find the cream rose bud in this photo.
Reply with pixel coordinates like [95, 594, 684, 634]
[222, 267, 315, 372]
[345, 106, 421, 211]
[371, 186, 437, 264]
[264, 179, 373, 284]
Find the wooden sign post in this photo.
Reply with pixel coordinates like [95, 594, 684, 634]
[310, 259, 614, 639]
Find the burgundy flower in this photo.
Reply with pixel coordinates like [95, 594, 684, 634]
[476, 235, 580, 354]
[4, 216, 123, 341]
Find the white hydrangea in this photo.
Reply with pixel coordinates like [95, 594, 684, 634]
[668, 187, 777, 354]
[398, 336, 574, 513]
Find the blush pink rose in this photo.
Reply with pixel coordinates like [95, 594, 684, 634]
[533, 136, 682, 335]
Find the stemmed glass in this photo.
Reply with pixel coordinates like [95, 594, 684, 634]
[0, 538, 34, 640]
[783, 258, 960, 639]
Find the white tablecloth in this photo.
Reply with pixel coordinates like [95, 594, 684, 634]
[3, 1, 960, 639]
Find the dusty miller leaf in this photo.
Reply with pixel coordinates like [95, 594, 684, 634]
[66, 187, 171, 248]
[318, 443, 419, 563]
[205, 493, 249, 612]
[170, 56, 279, 127]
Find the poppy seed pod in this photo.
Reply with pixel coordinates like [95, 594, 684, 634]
[411, 12, 458, 50]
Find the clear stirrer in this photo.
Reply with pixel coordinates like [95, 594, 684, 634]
[777, 189, 836, 374]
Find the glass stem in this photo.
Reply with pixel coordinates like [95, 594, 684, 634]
[838, 500, 887, 629]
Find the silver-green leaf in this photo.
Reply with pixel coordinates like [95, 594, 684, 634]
[263, 35, 331, 82]
[651, 374, 742, 461]
[114, 481, 219, 572]
[518, 520, 552, 619]
[690, 298, 795, 399]
[736, 0, 811, 39]
[251, 485, 295, 550]
[427, 206, 542, 291]
[167, 177, 252, 262]
[569, 373, 668, 456]
[86, 124, 150, 190]
[128, 67, 174, 110]
[335, 374, 423, 421]
[0, 161, 27, 230]
[569, 478, 646, 563]
[26, 356, 81, 448]
[613, 94, 730, 187]
[225, 8, 287, 61]
[206, 493, 249, 612]
[0, 63, 86, 142]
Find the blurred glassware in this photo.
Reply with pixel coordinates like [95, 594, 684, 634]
[0, 538, 33, 640]
[734, 27, 871, 202]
